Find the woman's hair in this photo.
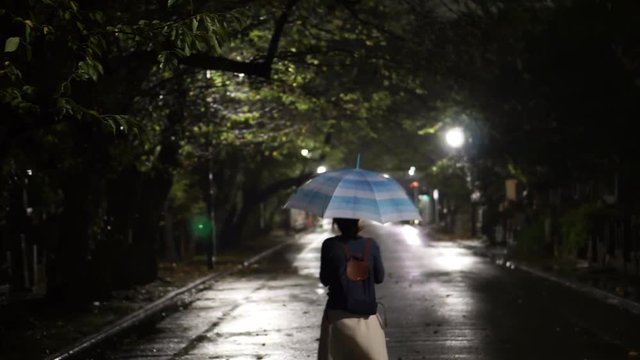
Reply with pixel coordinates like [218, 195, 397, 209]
[333, 218, 360, 237]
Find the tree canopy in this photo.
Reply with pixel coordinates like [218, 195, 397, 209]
[2, 0, 640, 298]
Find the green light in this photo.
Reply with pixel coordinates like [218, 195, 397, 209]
[190, 215, 213, 239]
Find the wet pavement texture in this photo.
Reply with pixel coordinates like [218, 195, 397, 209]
[95, 222, 640, 360]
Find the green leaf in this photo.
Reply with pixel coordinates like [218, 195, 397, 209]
[211, 35, 221, 54]
[192, 17, 198, 33]
[4, 37, 20, 52]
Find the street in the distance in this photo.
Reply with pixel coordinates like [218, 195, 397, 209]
[98, 221, 640, 360]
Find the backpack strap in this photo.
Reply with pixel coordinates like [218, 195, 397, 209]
[340, 240, 352, 260]
[340, 238, 371, 260]
[363, 238, 371, 259]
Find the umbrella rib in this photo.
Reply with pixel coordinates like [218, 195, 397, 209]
[324, 170, 345, 218]
[364, 171, 383, 223]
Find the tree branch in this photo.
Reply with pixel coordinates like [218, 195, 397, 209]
[179, 0, 300, 79]
[179, 55, 271, 77]
[337, 0, 406, 42]
[252, 171, 313, 205]
[264, 0, 301, 72]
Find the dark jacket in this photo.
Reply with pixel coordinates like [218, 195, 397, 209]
[320, 235, 385, 312]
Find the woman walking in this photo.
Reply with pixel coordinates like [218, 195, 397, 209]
[318, 218, 388, 360]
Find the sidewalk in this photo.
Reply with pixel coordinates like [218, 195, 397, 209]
[443, 234, 640, 316]
[0, 231, 299, 360]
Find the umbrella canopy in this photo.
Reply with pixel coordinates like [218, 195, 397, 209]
[284, 167, 421, 223]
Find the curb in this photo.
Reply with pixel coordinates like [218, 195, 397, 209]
[46, 235, 299, 360]
[458, 241, 640, 316]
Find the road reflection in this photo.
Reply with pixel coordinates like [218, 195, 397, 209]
[433, 246, 476, 271]
[400, 224, 422, 246]
[291, 230, 330, 278]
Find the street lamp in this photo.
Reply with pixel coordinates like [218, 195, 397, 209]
[445, 127, 465, 148]
[316, 165, 327, 174]
[433, 189, 440, 224]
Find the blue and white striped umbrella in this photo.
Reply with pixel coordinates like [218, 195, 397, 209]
[284, 167, 421, 223]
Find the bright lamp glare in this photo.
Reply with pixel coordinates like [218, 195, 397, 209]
[401, 225, 422, 246]
[301, 148, 310, 157]
[445, 127, 465, 148]
[317, 166, 327, 174]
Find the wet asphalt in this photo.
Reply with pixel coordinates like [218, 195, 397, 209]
[94, 221, 640, 360]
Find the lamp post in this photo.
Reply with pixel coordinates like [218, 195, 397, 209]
[433, 189, 440, 224]
[442, 126, 470, 233]
[408, 166, 418, 214]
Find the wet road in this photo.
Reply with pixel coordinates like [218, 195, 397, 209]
[99, 221, 640, 360]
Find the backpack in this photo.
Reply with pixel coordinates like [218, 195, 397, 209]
[340, 238, 378, 315]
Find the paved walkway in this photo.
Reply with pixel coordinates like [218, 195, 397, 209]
[95, 223, 640, 359]
[452, 237, 640, 316]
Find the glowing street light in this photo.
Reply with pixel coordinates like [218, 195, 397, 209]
[408, 166, 416, 176]
[316, 165, 327, 174]
[445, 127, 465, 148]
[300, 148, 310, 157]
[433, 189, 440, 224]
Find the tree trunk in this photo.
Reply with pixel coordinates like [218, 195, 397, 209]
[126, 80, 186, 284]
[48, 175, 92, 302]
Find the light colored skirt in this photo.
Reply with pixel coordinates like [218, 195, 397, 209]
[318, 309, 388, 360]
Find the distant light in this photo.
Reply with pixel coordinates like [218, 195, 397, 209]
[445, 127, 465, 148]
[435, 248, 475, 271]
[206, 70, 212, 79]
[401, 225, 421, 246]
[433, 189, 439, 200]
[409, 181, 419, 188]
[198, 224, 204, 229]
[408, 166, 416, 176]
[26, 169, 32, 176]
[317, 166, 327, 174]
[300, 149, 310, 157]
[382, 173, 390, 178]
